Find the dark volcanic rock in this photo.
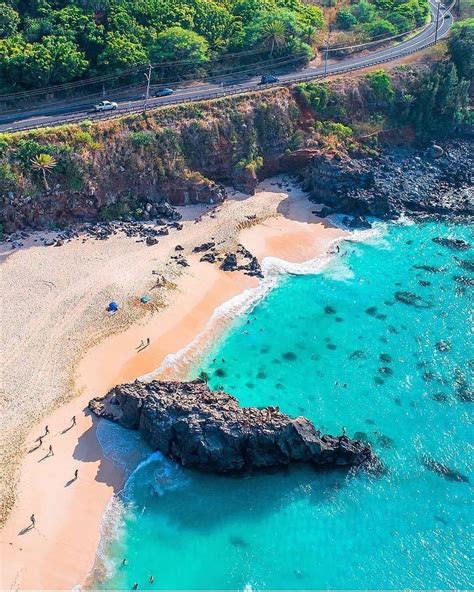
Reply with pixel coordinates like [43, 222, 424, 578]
[343, 215, 372, 229]
[240, 256, 264, 278]
[193, 241, 216, 253]
[306, 141, 474, 223]
[200, 252, 217, 263]
[89, 379, 376, 473]
[220, 252, 238, 271]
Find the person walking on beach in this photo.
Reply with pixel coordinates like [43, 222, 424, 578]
[146, 337, 150, 347]
[38, 436, 43, 447]
[136, 339, 144, 350]
[44, 425, 49, 435]
[30, 514, 35, 528]
[48, 444, 53, 456]
[74, 469, 78, 480]
[71, 416, 76, 426]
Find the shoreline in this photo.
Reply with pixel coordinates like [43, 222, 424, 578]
[0, 178, 346, 590]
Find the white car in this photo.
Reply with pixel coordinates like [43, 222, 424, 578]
[93, 100, 118, 112]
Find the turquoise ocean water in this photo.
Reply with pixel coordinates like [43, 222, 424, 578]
[95, 220, 473, 590]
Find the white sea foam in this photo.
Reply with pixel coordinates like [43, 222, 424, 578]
[90, 493, 127, 584]
[91, 449, 190, 585]
[139, 222, 388, 382]
[123, 450, 190, 499]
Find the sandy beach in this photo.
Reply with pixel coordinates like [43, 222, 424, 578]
[0, 177, 346, 589]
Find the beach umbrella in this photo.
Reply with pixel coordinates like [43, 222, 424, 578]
[107, 301, 119, 312]
[140, 295, 151, 304]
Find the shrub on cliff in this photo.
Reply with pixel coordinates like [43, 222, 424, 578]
[366, 69, 395, 108]
[447, 19, 474, 83]
[295, 82, 347, 120]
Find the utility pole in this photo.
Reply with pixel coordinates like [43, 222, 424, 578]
[434, 0, 441, 43]
[324, 28, 331, 77]
[144, 64, 152, 112]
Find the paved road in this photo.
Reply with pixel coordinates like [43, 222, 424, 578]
[0, 2, 453, 133]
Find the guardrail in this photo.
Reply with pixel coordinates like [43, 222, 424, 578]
[5, 36, 441, 134]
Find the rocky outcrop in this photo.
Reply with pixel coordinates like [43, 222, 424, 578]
[89, 379, 375, 473]
[303, 153, 375, 212]
[0, 178, 222, 233]
[307, 141, 474, 223]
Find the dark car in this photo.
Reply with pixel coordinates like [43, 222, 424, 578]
[258, 74, 280, 85]
[154, 88, 174, 97]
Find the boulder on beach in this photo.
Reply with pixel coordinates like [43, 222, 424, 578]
[89, 379, 376, 473]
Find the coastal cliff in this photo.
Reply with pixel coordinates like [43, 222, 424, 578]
[1, 41, 472, 234]
[89, 379, 375, 472]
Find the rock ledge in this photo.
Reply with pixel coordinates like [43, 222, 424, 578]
[89, 379, 375, 473]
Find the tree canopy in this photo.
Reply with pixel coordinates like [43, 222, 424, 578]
[0, 0, 326, 93]
[335, 0, 429, 40]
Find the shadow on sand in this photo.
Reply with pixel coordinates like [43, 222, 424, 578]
[72, 408, 123, 494]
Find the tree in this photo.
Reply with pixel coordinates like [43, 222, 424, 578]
[336, 8, 358, 30]
[351, 1, 375, 23]
[150, 26, 209, 65]
[50, 6, 104, 59]
[106, 6, 147, 43]
[364, 18, 397, 38]
[447, 19, 474, 82]
[98, 32, 148, 73]
[366, 69, 395, 106]
[189, 0, 234, 48]
[232, 0, 276, 26]
[245, 9, 300, 55]
[261, 18, 287, 57]
[395, 0, 429, 27]
[21, 35, 89, 87]
[31, 153, 57, 190]
[387, 13, 412, 33]
[0, 3, 20, 38]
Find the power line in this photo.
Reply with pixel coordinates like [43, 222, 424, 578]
[0, 45, 298, 101]
[0, 52, 307, 116]
[0, 3, 442, 102]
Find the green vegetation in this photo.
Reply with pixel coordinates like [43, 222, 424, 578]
[447, 19, 474, 82]
[30, 153, 57, 190]
[295, 22, 473, 138]
[335, 0, 429, 40]
[0, 22, 472, 220]
[294, 82, 347, 119]
[366, 69, 395, 107]
[0, 0, 324, 94]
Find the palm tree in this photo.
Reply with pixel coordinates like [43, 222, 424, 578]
[30, 153, 57, 191]
[261, 19, 287, 58]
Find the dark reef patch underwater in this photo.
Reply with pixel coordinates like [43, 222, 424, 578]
[95, 221, 472, 590]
